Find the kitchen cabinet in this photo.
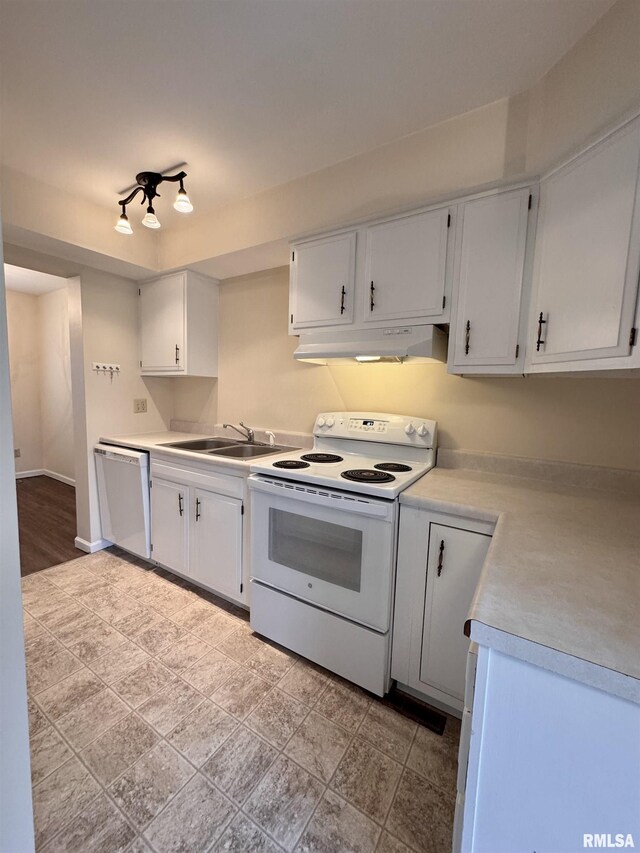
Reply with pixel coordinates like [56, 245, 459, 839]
[449, 187, 534, 374]
[139, 270, 219, 376]
[527, 116, 640, 373]
[289, 231, 356, 331]
[364, 207, 452, 324]
[392, 507, 493, 712]
[150, 459, 244, 603]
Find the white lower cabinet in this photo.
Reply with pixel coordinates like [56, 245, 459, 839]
[391, 507, 493, 712]
[150, 458, 245, 604]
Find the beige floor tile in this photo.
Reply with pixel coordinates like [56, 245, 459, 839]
[137, 679, 204, 736]
[23, 611, 46, 642]
[212, 812, 281, 852]
[133, 614, 187, 655]
[385, 768, 455, 853]
[144, 773, 236, 852]
[158, 633, 211, 673]
[32, 757, 101, 848]
[34, 599, 87, 633]
[110, 741, 194, 830]
[88, 591, 149, 626]
[67, 621, 128, 663]
[246, 688, 308, 749]
[126, 838, 153, 853]
[167, 699, 238, 767]
[298, 789, 381, 853]
[88, 640, 150, 684]
[80, 714, 159, 786]
[137, 582, 193, 617]
[56, 687, 130, 750]
[245, 642, 297, 683]
[192, 610, 240, 647]
[180, 648, 239, 695]
[406, 717, 460, 795]
[88, 555, 152, 591]
[50, 610, 106, 647]
[212, 669, 273, 720]
[112, 659, 175, 708]
[111, 605, 161, 639]
[42, 791, 135, 853]
[22, 585, 71, 621]
[25, 634, 83, 695]
[245, 754, 324, 852]
[170, 598, 219, 630]
[278, 660, 329, 706]
[284, 710, 352, 783]
[202, 726, 277, 805]
[315, 682, 369, 733]
[332, 738, 402, 824]
[359, 704, 417, 763]
[34, 667, 103, 720]
[28, 696, 49, 737]
[216, 626, 265, 663]
[22, 571, 55, 594]
[45, 565, 110, 597]
[375, 830, 412, 852]
[30, 726, 73, 786]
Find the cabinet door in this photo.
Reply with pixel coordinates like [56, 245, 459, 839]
[151, 478, 189, 575]
[140, 274, 186, 371]
[529, 120, 640, 366]
[191, 488, 243, 600]
[290, 232, 356, 330]
[420, 524, 491, 702]
[450, 189, 530, 371]
[364, 207, 451, 323]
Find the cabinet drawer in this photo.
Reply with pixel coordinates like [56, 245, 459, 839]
[151, 460, 244, 499]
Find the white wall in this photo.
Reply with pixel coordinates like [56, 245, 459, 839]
[39, 288, 74, 481]
[71, 268, 173, 547]
[0, 230, 35, 852]
[5, 290, 42, 473]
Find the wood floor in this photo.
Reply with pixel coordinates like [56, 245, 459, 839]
[16, 475, 82, 576]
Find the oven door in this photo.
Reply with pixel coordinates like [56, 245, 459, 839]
[249, 475, 397, 633]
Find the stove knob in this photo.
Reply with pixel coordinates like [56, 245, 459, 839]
[405, 423, 416, 436]
[417, 424, 428, 438]
[317, 416, 326, 428]
[326, 417, 335, 428]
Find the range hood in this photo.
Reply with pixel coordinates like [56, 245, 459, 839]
[293, 325, 448, 364]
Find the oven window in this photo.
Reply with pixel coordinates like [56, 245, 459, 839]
[268, 508, 363, 592]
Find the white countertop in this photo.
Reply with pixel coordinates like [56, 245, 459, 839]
[99, 431, 298, 473]
[400, 467, 640, 702]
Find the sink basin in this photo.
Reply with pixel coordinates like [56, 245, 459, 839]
[208, 444, 293, 459]
[162, 437, 240, 451]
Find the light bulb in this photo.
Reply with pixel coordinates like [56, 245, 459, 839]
[115, 212, 133, 235]
[142, 209, 161, 229]
[355, 355, 381, 362]
[173, 187, 193, 213]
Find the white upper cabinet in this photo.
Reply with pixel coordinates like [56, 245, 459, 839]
[528, 118, 640, 371]
[364, 207, 452, 324]
[139, 270, 219, 376]
[449, 188, 533, 374]
[289, 232, 356, 331]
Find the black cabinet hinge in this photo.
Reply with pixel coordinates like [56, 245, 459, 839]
[442, 295, 446, 310]
[241, 504, 245, 515]
[515, 344, 520, 359]
[290, 314, 293, 324]
[630, 327, 637, 347]
[447, 213, 451, 228]
[291, 251, 295, 262]
[240, 583, 244, 593]
[138, 288, 141, 296]
[139, 360, 142, 368]
[528, 194, 532, 210]
[150, 543, 153, 553]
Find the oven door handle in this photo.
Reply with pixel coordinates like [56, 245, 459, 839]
[248, 475, 395, 521]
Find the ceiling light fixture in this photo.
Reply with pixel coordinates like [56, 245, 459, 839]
[115, 169, 193, 233]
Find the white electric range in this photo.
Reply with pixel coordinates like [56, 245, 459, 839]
[248, 412, 437, 696]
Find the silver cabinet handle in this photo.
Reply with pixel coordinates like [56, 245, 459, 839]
[536, 313, 546, 351]
[195, 497, 201, 521]
[175, 344, 180, 364]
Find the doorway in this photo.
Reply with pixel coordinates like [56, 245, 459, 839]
[4, 263, 81, 575]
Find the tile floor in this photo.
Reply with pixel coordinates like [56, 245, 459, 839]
[22, 549, 460, 853]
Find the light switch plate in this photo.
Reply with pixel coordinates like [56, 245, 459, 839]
[133, 398, 147, 414]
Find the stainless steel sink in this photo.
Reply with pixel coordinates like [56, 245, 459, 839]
[207, 444, 294, 459]
[161, 437, 240, 451]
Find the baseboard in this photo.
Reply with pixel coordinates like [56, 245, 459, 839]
[74, 537, 112, 554]
[15, 469, 75, 487]
[43, 470, 75, 487]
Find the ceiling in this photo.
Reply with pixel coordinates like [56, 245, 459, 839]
[3, 264, 68, 295]
[1, 0, 614, 225]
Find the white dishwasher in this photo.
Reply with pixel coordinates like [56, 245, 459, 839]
[94, 443, 151, 559]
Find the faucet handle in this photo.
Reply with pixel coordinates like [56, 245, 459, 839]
[265, 430, 276, 447]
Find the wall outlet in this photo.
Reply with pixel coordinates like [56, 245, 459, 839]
[133, 398, 147, 414]
[14, 448, 20, 458]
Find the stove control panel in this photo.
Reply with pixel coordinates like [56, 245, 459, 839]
[314, 412, 437, 448]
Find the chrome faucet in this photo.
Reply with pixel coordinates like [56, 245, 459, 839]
[223, 422, 255, 443]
